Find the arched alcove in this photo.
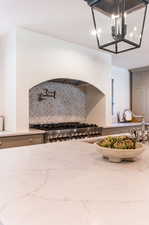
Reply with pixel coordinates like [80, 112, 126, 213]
[29, 78, 106, 126]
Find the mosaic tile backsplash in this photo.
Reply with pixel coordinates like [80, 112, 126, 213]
[29, 81, 86, 124]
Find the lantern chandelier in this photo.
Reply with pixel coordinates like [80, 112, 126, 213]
[84, 0, 149, 53]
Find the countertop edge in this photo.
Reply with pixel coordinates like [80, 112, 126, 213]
[0, 129, 46, 137]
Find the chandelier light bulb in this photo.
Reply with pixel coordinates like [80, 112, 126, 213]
[97, 28, 102, 33]
[91, 29, 97, 35]
[91, 28, 102, 36]
[129, 32, 134, 38]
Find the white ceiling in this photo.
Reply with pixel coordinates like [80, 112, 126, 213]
[0, 0, 149, 69]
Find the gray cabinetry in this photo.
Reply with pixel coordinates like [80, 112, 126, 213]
[102, 125, 142, 136]
[0, 134, 44, 149]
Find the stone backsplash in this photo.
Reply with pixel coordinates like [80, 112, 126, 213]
[29, 81, 86, 124]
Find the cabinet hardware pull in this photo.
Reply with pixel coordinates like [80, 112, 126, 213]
[29, 138, 33, 142]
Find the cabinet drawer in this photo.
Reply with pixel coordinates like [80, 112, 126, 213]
[0, 134, 44, 149]
[102, 125, 142, 136]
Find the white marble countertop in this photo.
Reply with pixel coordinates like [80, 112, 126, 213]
[103, 122, 143, 128]
[0, 141, 149, 225]
[0, 129, 46, 137]
[103, 122, 149, 128]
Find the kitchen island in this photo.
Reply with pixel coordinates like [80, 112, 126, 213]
[0, 141, 149, 225]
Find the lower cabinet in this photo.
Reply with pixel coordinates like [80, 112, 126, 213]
[101, 125, 142, 136]
[0, 134, 44, 149]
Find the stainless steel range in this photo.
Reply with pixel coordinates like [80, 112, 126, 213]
[30, 122, 102, 142]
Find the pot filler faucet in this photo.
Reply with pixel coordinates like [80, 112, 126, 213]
[130, 118, 149, 143]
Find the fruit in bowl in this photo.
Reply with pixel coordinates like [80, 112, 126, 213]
[99, 136, 136, 149]
[96, 136, 144, 163]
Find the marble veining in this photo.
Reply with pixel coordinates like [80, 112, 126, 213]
[0, 142, 149, 225]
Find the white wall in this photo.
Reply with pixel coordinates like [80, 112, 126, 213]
[0, 28, 132, 131]
[0, 32, 16, 131]
[0, 40, 4, 116]
[86, 85, 106, 126]
[15, 28, 112, 131]
[111, 66, 130, 120]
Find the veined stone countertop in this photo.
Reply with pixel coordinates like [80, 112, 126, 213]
[0, 141, 149, 225]
[0, 129, 46, 137]
[103, 122, 145, 128]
